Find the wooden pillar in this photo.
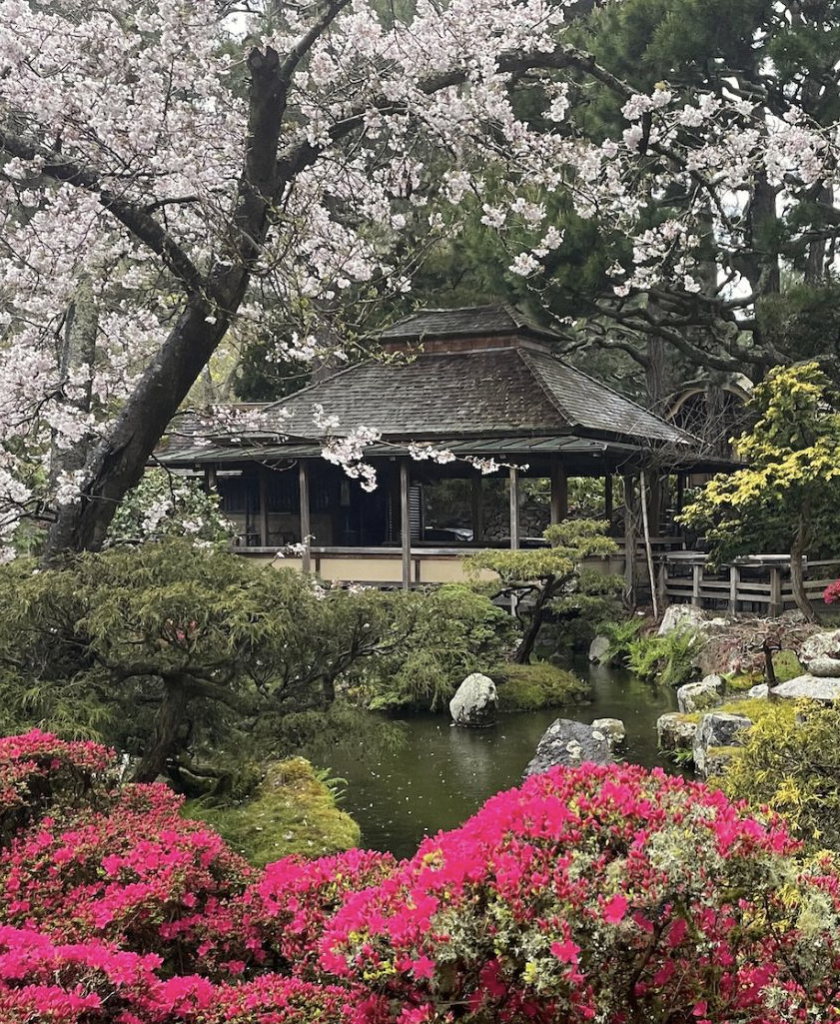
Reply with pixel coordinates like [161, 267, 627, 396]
[604, 472, 613, 526]
[769, 567, 782, 617]
[729, 564, 740, 615]
[623, 473, 637, 606]
[205, 465, 218, 493]
[471, 475, 483, 543]
[258, 466, 269, 547]
[550, 458, 568, 525]
[676, 474, 685, 517]
[509, 465, 521, 550]
[299, 460, 311, 574]
[400, 460, 411, 590]
[658, 559, 668, 611]
[691, 563, 702, 608]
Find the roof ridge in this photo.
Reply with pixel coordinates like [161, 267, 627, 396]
[524, 347, 695, 443]
[516, 347, 578, 429]
[263, 360, 372, 413]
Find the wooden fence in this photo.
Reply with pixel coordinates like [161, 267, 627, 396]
[657, 553, 840, 615]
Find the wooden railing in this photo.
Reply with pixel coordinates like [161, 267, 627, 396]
[658, 553, 840, 615]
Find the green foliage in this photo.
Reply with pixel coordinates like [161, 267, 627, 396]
[718, 701, 840, 852]
[681, 363, 840, 564]
[467, 520, 618, 663]
[599, 616, 648, 665]
[0, 543, 509, 782]
[491, 661, 590, 711]
[359, 584, 515, 713]
[183, 757, 361, 867]
[627, 626, 700, 686]
[108, 469, 234, 543]
[773, 649, 805, 684]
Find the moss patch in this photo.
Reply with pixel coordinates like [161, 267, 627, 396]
[492, 662, 590, 711]
[773, 649, 804, 683]
[717, 698, 797, 727]
[184, 757, 361, 867]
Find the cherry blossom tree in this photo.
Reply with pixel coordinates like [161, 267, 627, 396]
[0, 0, 837, 558]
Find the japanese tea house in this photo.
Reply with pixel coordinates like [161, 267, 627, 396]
[158, 305, 727, 590]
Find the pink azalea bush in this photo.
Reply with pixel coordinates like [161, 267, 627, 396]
[4, 731, 840, 1021]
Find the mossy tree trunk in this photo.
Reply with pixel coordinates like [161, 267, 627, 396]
[133, 675, 191, 783]
[514, 578, 557, 664]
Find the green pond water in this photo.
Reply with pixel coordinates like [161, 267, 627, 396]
[325, 663, 679, 860]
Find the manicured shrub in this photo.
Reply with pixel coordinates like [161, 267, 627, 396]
[719, 699, 840, 852]
[184, 758, 362, 867]
[491, 661, 589, 710]
[6, 730, 840, 1022]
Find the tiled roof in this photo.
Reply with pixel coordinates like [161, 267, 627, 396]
[260, 347, 689, 446]
[379, 304, 555, 341]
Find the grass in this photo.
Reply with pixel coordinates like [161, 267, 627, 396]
[184, 757, 361, 867]
[491, 662, 590, 711]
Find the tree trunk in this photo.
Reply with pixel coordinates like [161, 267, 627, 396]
[133, 675, 191, 784]
[514, 580, 554, 664]
[790, 513, 815, 623]
[43, 46, 292, 560]
[43, 294, 240, 559]
[640, 470, 658, 620]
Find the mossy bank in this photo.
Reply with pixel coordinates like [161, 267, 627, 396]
[184, 757, 360, 867]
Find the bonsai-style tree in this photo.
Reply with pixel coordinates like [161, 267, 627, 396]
[467, 519, 618, 663]
[681, 362, 840, 621]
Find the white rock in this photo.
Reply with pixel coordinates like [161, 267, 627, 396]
[658, 605, 708, 637]
[657, 713, 697, 752]
[771, 674, 840, 703]
[588, 635, 611, 664]
[800, 630, 840, 667]
[745, 684, 769, 699]
[805, 655, 840, 678]
[591, 717, 626, 746]
[693, 712, 752, 776]
[450, 673, 497, 728]
[676, 675, 723, 714]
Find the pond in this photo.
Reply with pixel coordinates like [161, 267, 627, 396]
[324, 663, 679, 860]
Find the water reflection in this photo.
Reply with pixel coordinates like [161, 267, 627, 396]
[322, 663, 679, 860]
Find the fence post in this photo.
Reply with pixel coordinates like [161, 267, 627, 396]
[657, 560, 668, 612]
[691, 563, 702, 608]
[728, 565, 740, 615]
[769, 567, 782, 617]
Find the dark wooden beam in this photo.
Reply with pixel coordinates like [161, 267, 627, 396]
[471, 475, 483, 543]
[400, 460, 411, 590]
[299, 460, 311, 573]
[550, 457, 568, 525]
[258, 465, 269, 546]
[509, 465, 521, 549]
[604, 472, 613, 524]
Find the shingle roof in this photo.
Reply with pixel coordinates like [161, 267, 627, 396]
[379, 304, 555, 342]
[260, 346, 689, 446]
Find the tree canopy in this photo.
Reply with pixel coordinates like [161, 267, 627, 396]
[1, 0, 840, 556]
[680, 362, 840, 618]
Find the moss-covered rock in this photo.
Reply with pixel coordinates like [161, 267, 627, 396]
[491, 662, 590, 711]
[183, 757, 361, 867]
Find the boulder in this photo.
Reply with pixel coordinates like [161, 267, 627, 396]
[770, 674, 840, 703]
[805, 655, 840, 679]
[657, 713, 697, 753]
[450, 673, 498, 728]
[745, 683, 769, 700]
[800, 630, 840, 668]
[591, 717, 626, 748]
[588, 635, 611, 665]
[523, 719, 612, 777]
[693, 712, 752, 776]
[676, 674, 724, 714]
[658, 605, 708, 637]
